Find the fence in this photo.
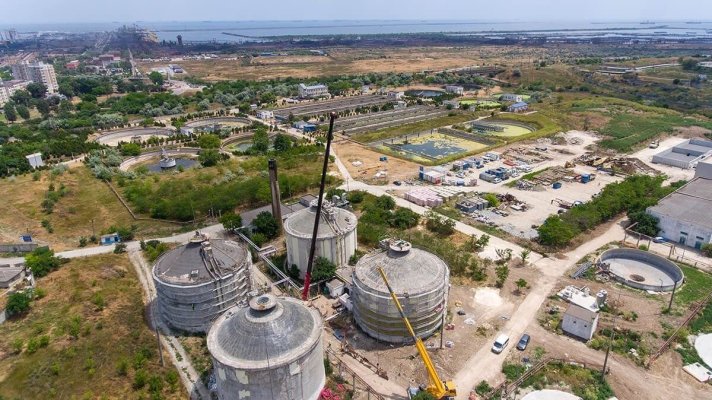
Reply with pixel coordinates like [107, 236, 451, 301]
[324, 348, 387, 400]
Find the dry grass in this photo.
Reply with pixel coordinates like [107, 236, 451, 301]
[0, 253, 183, 399]
[0, 166, 179, 251]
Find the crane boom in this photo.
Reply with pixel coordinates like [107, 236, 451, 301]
[377, 267, 456, 399]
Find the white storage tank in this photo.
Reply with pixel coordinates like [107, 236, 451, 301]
[283, 200, 357, 278]
[152, 232, 251, 333]
[207, 294, 325, 400]
[351, 240, 450, 343]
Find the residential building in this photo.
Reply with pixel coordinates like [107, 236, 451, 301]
[257, 110, 274, 120]
[561, 303, 599, 340]
[445, 85, 464, 95]
[65, 60, 80, 70]
[647, 177, 712, 249]
[11, 61, 59, 93]
[652, 138, 712, 169]
[298, 83, 329, 98]
[507, 102, 529, 113]
[499, 93, 523, 102]
[387, 91, 405, 100]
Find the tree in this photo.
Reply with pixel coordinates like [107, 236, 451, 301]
[476, 234, 490, 250]
[4, 102, 17, 122]
[680, 58, 699, 71]
[515, 278, 528, 294]
[495, 265, 510, 288]
[198, 149, 221, 167]
[119, 142, 142, 156]
[35, 98, 50, 117]
[628, 211, 659, 237]
[519, 248, 531, 265]
[483, 193, 500, 207]
[389, 207, 420, 229]
[26, 82, 48, 98]
[6, 291, 32, 316]
[537, 215, 577, 247]
[253, 211, 279, 239]
[198, 133, 221, 149]
[148, 71, 165, 86]
[701, 243, 712, 258]
[10, 89, 31, 106]
[312, 257, 337, 282]
[375, 195, 396, 211]
[251, 127, 269, 153]
[411, 392, 437, 400]
[273, 133, 292, 152]
[25, 247, 62, 278]
[220, 212, 243, 231]
[425, 211, 455, 236]
[15, 104, 30, 120]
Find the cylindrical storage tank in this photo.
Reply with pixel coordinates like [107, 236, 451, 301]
[152, 232, 251, 333]
[207, 294, 325, 400]
[283, 200, 357, 278]
[351, 240, 449, 343]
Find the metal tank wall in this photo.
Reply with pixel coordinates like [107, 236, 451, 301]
[285, 227, 357, 278]
[212, 338, 325, 400]
[153, 269, 250, 333]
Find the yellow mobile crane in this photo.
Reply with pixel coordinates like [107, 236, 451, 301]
[377, 267, 457, 400]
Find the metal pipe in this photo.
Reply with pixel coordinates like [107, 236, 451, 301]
[302, 112, 337, 300]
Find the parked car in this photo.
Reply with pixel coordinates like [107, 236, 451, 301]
[491, 334, 510, 354]
[516, 333, 531, 351]
[653, 237, 665, 243]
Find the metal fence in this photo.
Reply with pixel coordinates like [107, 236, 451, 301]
[324, 348, 387, 400]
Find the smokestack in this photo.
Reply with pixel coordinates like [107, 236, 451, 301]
[268, 159, 282, 230]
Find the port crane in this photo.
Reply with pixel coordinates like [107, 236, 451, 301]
[377, 266, 457, 400]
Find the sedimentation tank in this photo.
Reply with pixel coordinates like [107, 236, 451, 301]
[283, 200, 357, 278]
[207, 294, 325, 400]
[599, 248, 684, 292]
[152, 232, 251, 333]
[351, 240, 449, 343]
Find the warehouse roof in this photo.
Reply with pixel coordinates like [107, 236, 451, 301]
[648, 177, 712, 228]
[654, 148, 702, 163]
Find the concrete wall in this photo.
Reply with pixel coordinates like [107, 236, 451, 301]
[0, 243, 38, 253]
[286, 228, 357, 279]
[695, 161, 712, 179]
[213, 339, 325, 400]
[647, 209, 712, 249]
[562, 313, 598, 340]
[599, 248, 684, 291]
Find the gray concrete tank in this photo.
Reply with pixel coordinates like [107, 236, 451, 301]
[283, 200, 357, 278]
[207, 294, 325, 400]
[351, 240, 449, 343]
[152, 232, 251, 333]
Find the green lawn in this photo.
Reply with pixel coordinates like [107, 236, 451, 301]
[599, 113, 712, 152]
[676, 264, 712, 305]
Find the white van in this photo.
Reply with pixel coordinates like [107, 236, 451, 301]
[491, 334, 510, 354]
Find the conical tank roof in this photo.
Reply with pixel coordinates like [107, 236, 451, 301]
[207, 294, 322, 370]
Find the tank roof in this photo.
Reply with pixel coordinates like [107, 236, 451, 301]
[207, 295, 322, 370]
[353, 242, 448, 295]
[283, 200, 356, 239]
[153, 234, 248, 286]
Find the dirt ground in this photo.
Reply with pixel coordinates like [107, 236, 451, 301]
[331, 138, 419, 184]
[137, 46, 547, 81]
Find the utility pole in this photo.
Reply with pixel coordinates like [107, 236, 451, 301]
[668, 280, 678, 312]
[602, 291, 621, 376]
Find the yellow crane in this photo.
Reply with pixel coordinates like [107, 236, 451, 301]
[377, 266, 457, 400]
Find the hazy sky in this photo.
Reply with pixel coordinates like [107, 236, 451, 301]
[2, 0, 710, 24]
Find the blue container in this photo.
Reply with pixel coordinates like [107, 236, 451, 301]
[581, 174, 590, 184]
[553, 182, 562, 189]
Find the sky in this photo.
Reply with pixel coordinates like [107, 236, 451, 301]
[2, 0, 711, 24]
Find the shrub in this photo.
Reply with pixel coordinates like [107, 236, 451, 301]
[312, 257, 337, 282]
[114, 243, 127, 254]
[253, 211, 279, 239]
[6, 291, 32, 316]
[133, 369, 148, 389]
[25, 247, 62, 278]
[425, 211, 455, 236]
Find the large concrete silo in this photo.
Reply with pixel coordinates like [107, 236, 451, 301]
[283, 200, 357, 278]
[152, 232, 251, 333]
[207, 294, 325, 400]
[351, 240, 450, 343]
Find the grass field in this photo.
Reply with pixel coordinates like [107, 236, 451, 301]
[675, 264, 712, 305]
[460, 99, 501, 108]
[0, 253, 183, 399]
[488, 122, 534, 137]
[0, 166, 179, 251]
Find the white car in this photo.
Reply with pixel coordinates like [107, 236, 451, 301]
[491, 334, 510, 354]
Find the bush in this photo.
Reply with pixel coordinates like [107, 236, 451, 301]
[133, 369, 148, 389]
[425, 211, 455, 236]
[347, 191, 365, 204]
[483, 193, 500, 207]
[220, 212, 243, 232]
[253, 211, 279, 239]
[312, 257, 337, 282]
[114, 243, 127, 254]
[6, 291, 32, 316]
[25, 247, 62, 278]
[142, 240, 170, 262]
[701, 243, 712, 258]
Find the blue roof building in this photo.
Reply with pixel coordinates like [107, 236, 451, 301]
[508, 102, 529, 113]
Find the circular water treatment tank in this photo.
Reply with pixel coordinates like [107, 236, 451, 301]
[152, 233, 251, 333]
[599, 248, 683, 292]
[351, 240, 449, 343]
[283, 200, 357, 278]
[207, 294, 325, 400]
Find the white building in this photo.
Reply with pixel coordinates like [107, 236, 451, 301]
[298, 83, 329, 98]
[443, 100, 460, 109]
[445, 85, 464, 95]
[387, 91, 405, 100]
[25, 153, 44, 169]
[0, 79, 31, 106]
[561, 303, 599, 340]
[647, 177, 712, 249]
[11, 61, 59, 94]
[499, 93, 523, 102]
[256, 110, 274, 120]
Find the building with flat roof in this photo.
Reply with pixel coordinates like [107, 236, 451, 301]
[298, 83, 329, 98]
[0, 79, 31, 107]
[652, 138, 712, 169]
[445, 85, 464, 95]
[507, 101, 529, 113]
[647, 177, 712, 249]
[499, 93, 523, 102]
[11, 61, 59, 94]
[561, 303, 599, 340]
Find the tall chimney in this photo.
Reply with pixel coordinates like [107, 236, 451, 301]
[268, 159, 283, 230]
